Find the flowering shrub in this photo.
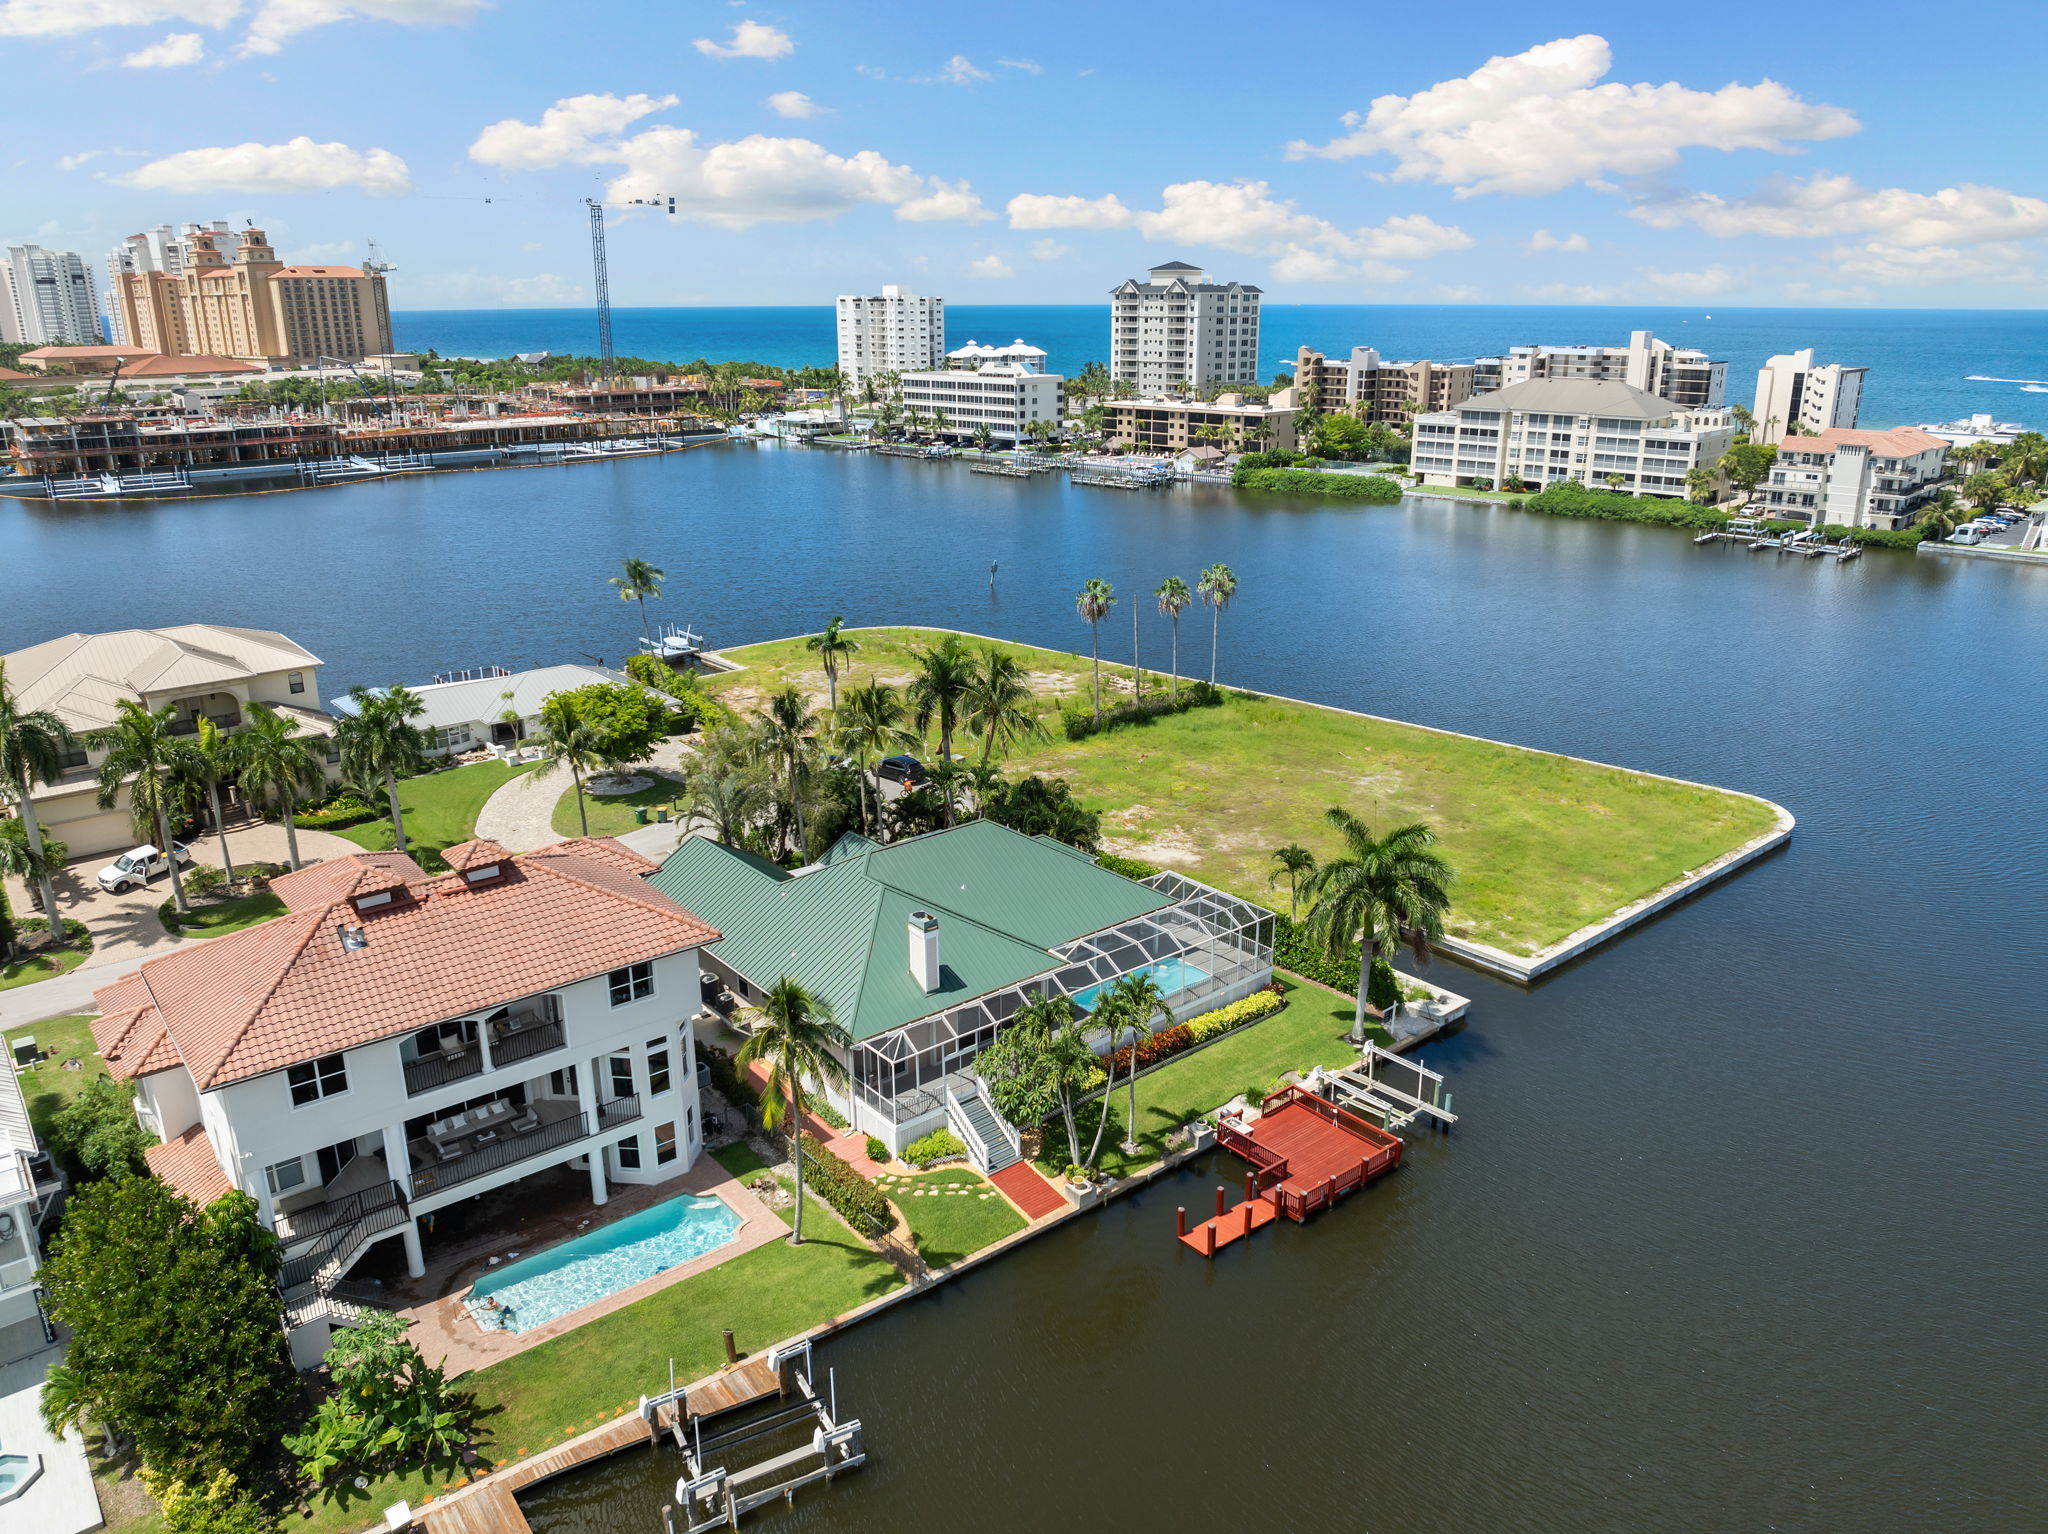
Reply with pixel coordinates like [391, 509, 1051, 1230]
[1100, 988, 1288, 1077]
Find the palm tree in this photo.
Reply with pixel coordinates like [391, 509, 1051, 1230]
[755, 686, 821, 857]
[1301, 809, 1454, 1035]
[1913, 489, 1963, 541]
[834, 681, 912, 837]
[88, 700, 199, 916]
[1685, 467, 1717, 505]
[234, 703, 327, 871]
[0, 657, 74, 925]
[906, 636, 975, 827]
[963, 647, 1044, 767]
[971, 423, 995, 453]
[609, 557, 665, 647]
[2000, 431, 2047, 488]
[805, 618, 860, 711]
[1729, 403, 1756, 437]
[1075, 578, 1116, 723]
[736, 977, 851, 1245]
[1197, 563, 1237, 686]
[1154, 577, 1192, 700]
[535, 692, 605, 838]
[188, 717, 242, 886]
[1269, 844, 1315, 919]
[1109, 971, 1172, 1156]
[691, 766, 767, 849]
[1007, 992, 1091, 1166]
[338, 686, 428, 855]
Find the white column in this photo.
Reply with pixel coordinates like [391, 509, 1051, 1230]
[401, 1218, 424, 1279]
[380, 1121, 411, 1198]
[476, 1017, 495, 1073]
[577, 1058, 608, 1206]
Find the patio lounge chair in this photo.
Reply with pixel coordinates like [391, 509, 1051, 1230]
[510, 1108, 540, 1134]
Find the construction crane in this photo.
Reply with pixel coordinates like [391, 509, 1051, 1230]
[316, 355, 390, 419]
[583, 195, 676, 386]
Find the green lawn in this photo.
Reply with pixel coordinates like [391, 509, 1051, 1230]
[335, 761, 536, 869]
[550, 774, 685, 839]
[876, 1166, 1024, 1266]
[3, 1014, 110, 1142]
[0, 946, 86, 990]
[159, 890, 287, 937]
[712, 628, 1781, 957]
[1035, 977, 1386, 1182]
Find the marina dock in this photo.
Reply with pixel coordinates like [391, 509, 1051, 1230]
[1695, 519, 1863, 561]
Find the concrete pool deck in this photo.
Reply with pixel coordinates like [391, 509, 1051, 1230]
[397, 1155, 787, 1376]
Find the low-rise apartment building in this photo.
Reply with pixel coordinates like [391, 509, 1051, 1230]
[1110, 262, 1261, 395]
[92, 836, 720, 1361]
[1751, 348, 1866, 445]
[0, 625, 336, 857]
[1100, 393, 1297, 456]
[1411, 379, 1737, 496]
[1294, 346, 1475, 427]
[899, 340, 1062, 443]
[1473, 331, 1726, 409]
[1758, 425, 1949, 529]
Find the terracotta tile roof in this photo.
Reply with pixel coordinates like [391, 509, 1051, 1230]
[145, 1125, 231, 1206]
[439, 838, 512, 873]
[118, 354, 265, 378]
[271, 852, 425, 912]
[1785, 425, 1949, 460]
[104, 840, 721, 1091]
[91, 1003, 172, 1081]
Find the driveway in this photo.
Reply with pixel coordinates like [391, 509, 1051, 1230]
[474, 739, 698, 853]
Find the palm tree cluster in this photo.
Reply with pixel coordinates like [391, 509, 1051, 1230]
[1072, 563, 1238, 715]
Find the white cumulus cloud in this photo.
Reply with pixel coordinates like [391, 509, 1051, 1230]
[0, 0, 234, 37]
[123, 29, 204, 65]
[1007, 179, 1470, 282]
[470, 92, 677, 169]
[1029, 238, 1070, 261]
[931, 55, 989, 84]
[119, 135, 411, 195]
[969, 255, 1014, 279]
[1827, 241, 2035, 287]
[998, 58, 1040, 74]
[896, 178, 993, 223]
[1287, 35, 1858, 197]
[765, 90, 826, 119]
[693, 19, 792, 61]
[1631, 172, 2048, 247]
[1641, 264, 1741, 298]
[1527, 228, 1589, 253]
[240, 0, 483, 56]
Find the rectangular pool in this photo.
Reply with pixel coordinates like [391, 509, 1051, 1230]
[468, 1192, 743, 1333]
[1070, 956, 1212, 1013]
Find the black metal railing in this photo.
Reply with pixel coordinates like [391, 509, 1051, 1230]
[403, 1040, 484, 1095]
[599, 1093, 643, 1130]
[493, 1016, 566, 1069]
[277, 1180, 409, 1290]
[409, 1109, 591, 1197]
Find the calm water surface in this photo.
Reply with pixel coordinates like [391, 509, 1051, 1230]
[3, 448, 2044, 1531]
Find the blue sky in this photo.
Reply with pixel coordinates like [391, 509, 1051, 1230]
[5, 0, 2046, 310]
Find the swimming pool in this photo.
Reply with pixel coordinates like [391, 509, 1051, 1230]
[1069, 956, 1212, 1013]
[468, 1193, 743, 1333]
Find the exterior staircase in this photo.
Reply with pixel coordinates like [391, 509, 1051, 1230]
[944, 1078, 1021, 1174]
[275, 1180, 410, 1330]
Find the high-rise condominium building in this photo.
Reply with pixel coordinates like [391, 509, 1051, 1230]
[103, 225, 391, 365]
[1109, 261, 1261, 395]
[1472, 331, 1726, 409]
[836, 284, 944, 388]
[1294, 346, 1476, 428]
[1, 244, 102, 346]
[1751, 348, 1866, 445]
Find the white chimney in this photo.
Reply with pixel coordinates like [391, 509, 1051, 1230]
[908, 910, 941, 993]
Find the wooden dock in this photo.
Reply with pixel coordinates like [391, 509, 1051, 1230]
[686, 1355, 781, 1418]
[419, 1412, 655, 1534]
[1181, 1086, 1405, 1257]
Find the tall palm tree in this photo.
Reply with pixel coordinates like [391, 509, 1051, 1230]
[187, 717, 241, 886]
[805, 618, 860, 711]
[535, 692, 604, 838]
[1914, 489, 1963, 541]
[971, 423, 995, 453]
[234, 703, 327, 871]
[1197, 563, 1237, 686]
[609, 557, 665, 647]
[736, 977, 851, 1245]
[1075, 578, 1116, 723]
[905, 636, 975, 827]
[834, 681, 912, 837]
[338, 686, 428, 855]
[755, 686, 821, 857]
[1108, 971, 1172, 1157]
[0, 657, 74, 924]
[963, 647, 1044, 767]
[1301, 810, 1454, 1034]
[1269, 844, 1315, 919]
[690, 767, 767, 849]
[1154, 577, 1192, 701]
[2001, 431, 2048, 489]
[88, 700, 199, 916]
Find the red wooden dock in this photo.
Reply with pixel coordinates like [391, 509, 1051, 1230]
[1181, 1086, 1403, 1257]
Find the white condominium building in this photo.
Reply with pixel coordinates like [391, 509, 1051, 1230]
[1473, 331, 1726, 409]
[899, 339, 1063, 443]
[0, 243, 102, 345]
[1412, 378, 1737, 496]
[1109, 261, 1261, 394]
[1751, 348, 1866, 445]
[1758, 425, 1948, 530]
[836, 283, 944, 388]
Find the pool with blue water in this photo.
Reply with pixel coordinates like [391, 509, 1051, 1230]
[1069, 956, 1211, 1013]
[469, 1192, 742, 1333]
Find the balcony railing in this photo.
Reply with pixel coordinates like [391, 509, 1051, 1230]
[276, 1180, 409, 1290]
[404, 1041, 484, 1095]
[409, 1095, 640, 1198]
[401, 999, 565, 1096]
[167, 711, 242, 737]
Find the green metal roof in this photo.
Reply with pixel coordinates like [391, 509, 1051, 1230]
[647, 820, 1173, 1042]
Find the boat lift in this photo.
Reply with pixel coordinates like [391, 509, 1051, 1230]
[1321, 1042, 1458, 1133]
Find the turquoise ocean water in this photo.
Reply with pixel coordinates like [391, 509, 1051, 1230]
[389, 303, 2048, 431]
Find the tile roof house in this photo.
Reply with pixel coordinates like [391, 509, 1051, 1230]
[648, 820, 1276, 1163]
[91, 836, 721, 1360]
[1761, 426, 1952, 530]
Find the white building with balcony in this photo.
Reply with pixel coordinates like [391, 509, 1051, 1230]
[1751, 348, 1866, 445]
[1109, 261, 1262, 395]
[1411, 378, 1737, 496]
[1758, 425, 1950, 530]
[0, 1059, 60, 1365]
[835, 283, 944, 389]
[90, 835, 720, 1363]
[1472, 331, 1726, 410]
[898, 340, 1063, 443]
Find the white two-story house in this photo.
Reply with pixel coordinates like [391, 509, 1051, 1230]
[90, 835, 720, 1364]
[0, 1057, 59, 1366]
[0, 624, 338, 858]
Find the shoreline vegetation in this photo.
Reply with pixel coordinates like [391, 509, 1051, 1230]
[706, 628, 1783, 960]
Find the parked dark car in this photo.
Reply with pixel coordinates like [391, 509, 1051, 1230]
[877, 754, 928, 789]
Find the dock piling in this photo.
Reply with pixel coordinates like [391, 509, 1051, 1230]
[1215, 1185, 1226, 1218]
[722, 1328, 739, 1367]
[1177, 1206, 1187, 1238]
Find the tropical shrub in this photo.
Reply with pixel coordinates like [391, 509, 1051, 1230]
[49, 1074, 154, 1182]
[1523, 483, 1727, 529]
[1094, 851, 1159, 882]
[1102, 988, 1288, 1076]
[797, 1132, 892, 1237]
[700, 1046, 758, 1116]
[144, 1469, 278, 1534]
[183, 863, 227, 896]
[904, 1127, 968, 1167]
[980, 774, 1101, 849]
[292, 794, 378, 830]
[546, 680, 666, 765]
[1232, 467, 1404, 502]
[864, 1135, 890, 1164]
[15, 913, 90, 949]
[1060, 680, 1224, 741]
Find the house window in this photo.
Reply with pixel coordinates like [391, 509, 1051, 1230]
[288, 671, 305, 695]
[432, 724, 470, 751]
[615, 1135, 642, 1170]
[647, 1039, 672, 1095]
[608, 1055, 635, 1098]
[265, 1156, 307, 1195]
[608, 961, 654, 1007]
[685, 1106, 695, 1145]
[287, 1052, 348, 1105]
[655, 1122, 677, 1164]
[549, 1065, 577, 1097]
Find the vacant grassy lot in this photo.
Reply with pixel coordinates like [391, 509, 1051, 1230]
[878, 1166, 1025, 1265]
[551, 773, 685, 839]
[712, 628, 1780, 956]
[335, 761, 536, 869]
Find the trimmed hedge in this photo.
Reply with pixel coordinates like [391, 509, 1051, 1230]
[1101, 986, 1287, 1079]
[798, 1132, 892, 1237]
[1061, 679, 1223, 741]
[904, 1128, 967, 1167]
[1234, 467, 1404, 502]
[1523, 483, 1728, 529]
[1274, 912, 1358, 991]
[292, 796, 379, 831]
[1094, 851, 1159, 882]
